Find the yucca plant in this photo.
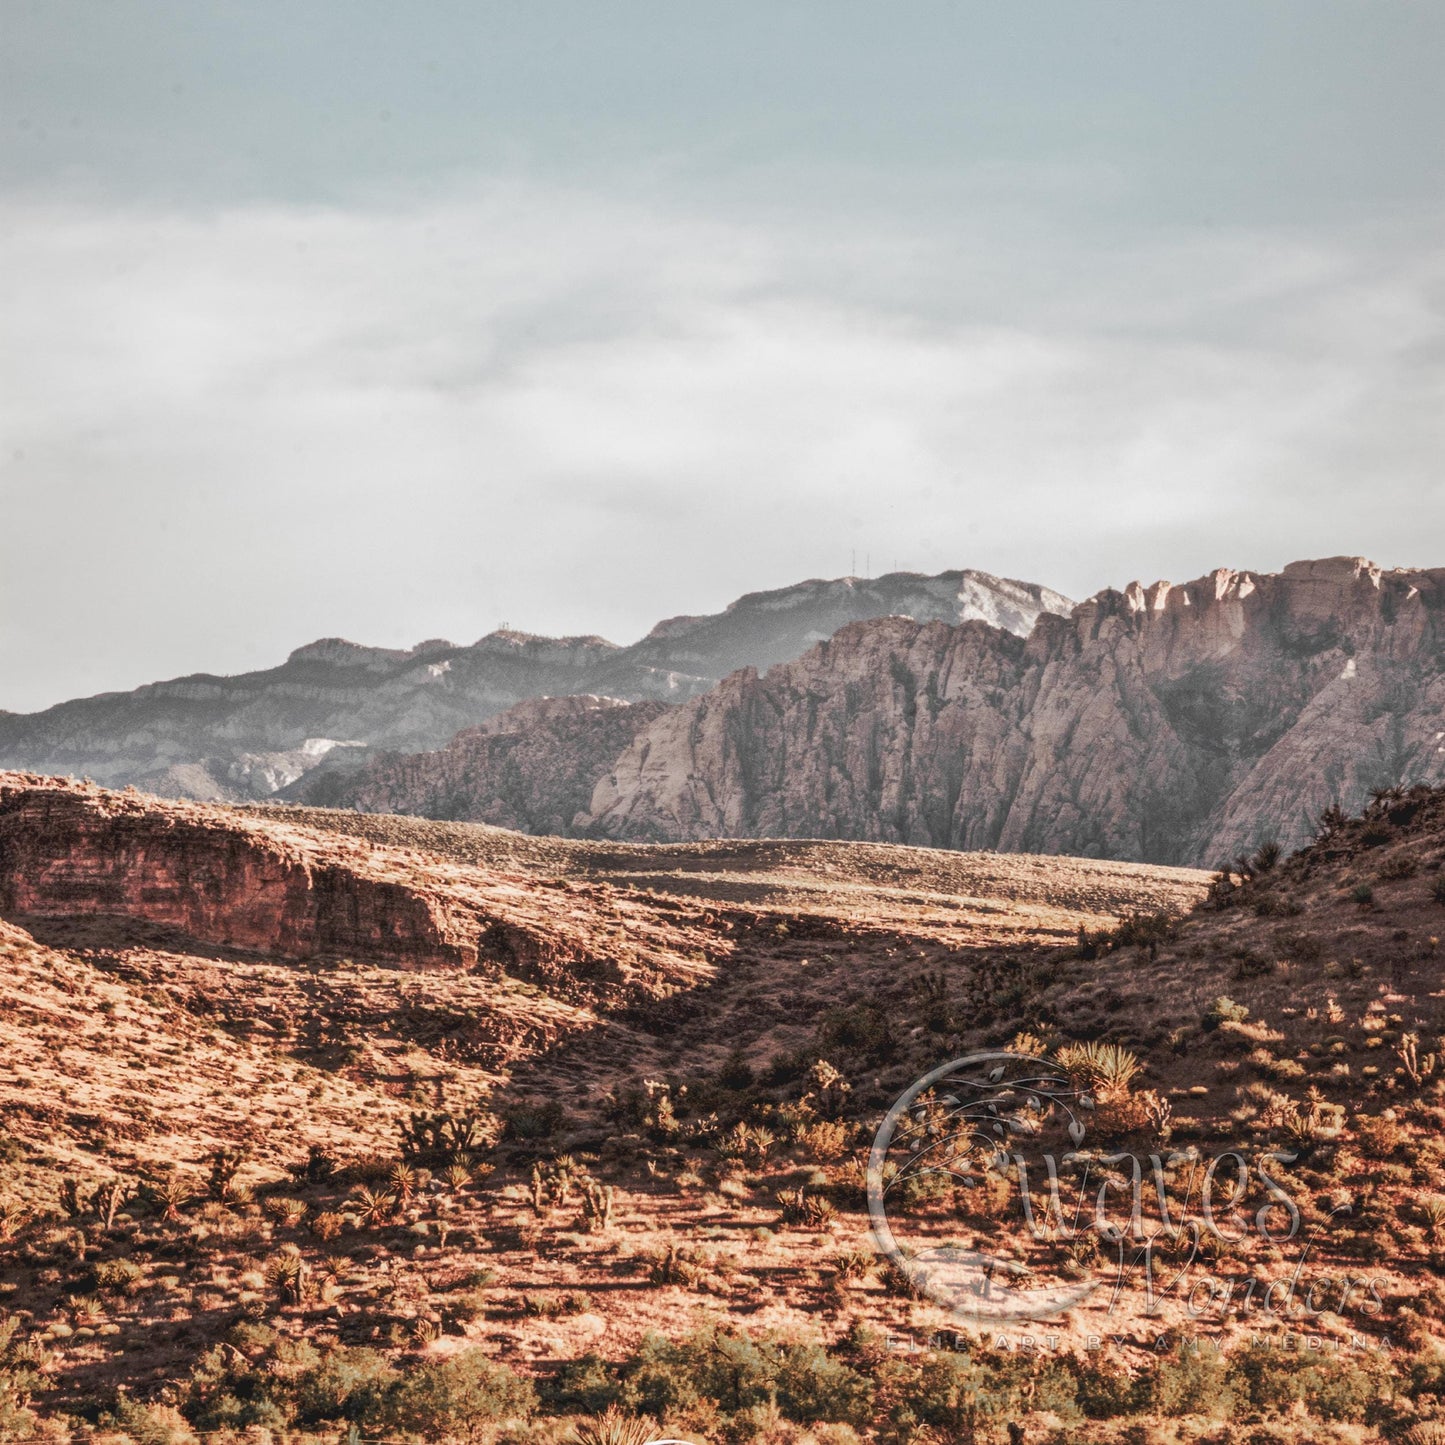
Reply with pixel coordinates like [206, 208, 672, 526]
[263, 1196, 309, 1228]
[742, 1124, 776, 1162]
[1420, 1197, 1445, 1242]
[1056, 1042, 1143, 1099]
[547, 1155, 581, 1205]
[0, 1199, 32, 1242]
[715, 1122, 751, 1159]
[388, 1162, 419, 1205]
[832, 1248, 877, 1282]
[352, 1186, 396, 1228]
[145, 1172, 192, 1223]
[263, 1247, 312, 1304]
[1403, 1423, 1445, 1445]
[777, 1187, 836, 1229]
[572, 1408, 660, 1445]
[67, 1294, 107, 1329]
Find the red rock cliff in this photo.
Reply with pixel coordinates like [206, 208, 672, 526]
[0, 774, 718, 997]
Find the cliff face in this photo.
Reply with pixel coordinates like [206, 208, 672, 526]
[585, 558, 1445, 865]
[0, 570, 1068, 801]
[0, 773, 719, 1000]
[293, 694, 670, 833]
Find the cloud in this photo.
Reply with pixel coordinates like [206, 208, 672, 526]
[2, 177, 1443, 712]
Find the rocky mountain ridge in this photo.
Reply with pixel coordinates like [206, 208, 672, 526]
[314, 557, 1445, 867]
[0, 569, 1068, 801]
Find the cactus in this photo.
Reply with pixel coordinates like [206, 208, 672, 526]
[206, 1147, 246, 1203]
[580, 1175, 614, 1233]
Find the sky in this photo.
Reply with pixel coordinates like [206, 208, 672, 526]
[2, 2, 1444, 713]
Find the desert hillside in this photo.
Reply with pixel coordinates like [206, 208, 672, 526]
[2, 773, 1444, 1443]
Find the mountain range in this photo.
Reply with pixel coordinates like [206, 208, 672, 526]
[0, 569, 1069, 800]
[4, 556, 1441, 868]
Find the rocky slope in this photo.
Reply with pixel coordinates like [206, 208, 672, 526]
[0, 570, 1068, 801]
[0, 771, 720, 994]
[587, 557, 1445, 865]
[292, 694, 671, 834]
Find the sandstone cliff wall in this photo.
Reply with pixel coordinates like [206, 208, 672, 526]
[585, 558, 1445, 865]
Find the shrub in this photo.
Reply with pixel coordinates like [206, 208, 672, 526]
[1112, 909, 1179, 957]
[385, 1350, 537, 1436]
[290, 1346, 395, 1426]
[620, 1324, 870, 1427]
[107, 1396, 199, 1445]
[716, 1049, 756, 1091]
[502, 1099, 565, 1141]
[817, 1003, 894, 1061]
[309, 1210, 344, 1242]
[1203, 996, 1249, 1032]
[795, 1119, 850, 1161]
[91, 1258, 143, 1295]
[1142, 1342, 1232, 1418]
[544, 1354, 623, 1415]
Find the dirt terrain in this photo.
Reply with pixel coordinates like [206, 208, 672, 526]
[248, 801, 1207, 944]
[2, 774, 1444, 1444]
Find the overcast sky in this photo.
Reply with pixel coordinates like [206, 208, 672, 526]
[3, 2, 1443, 713]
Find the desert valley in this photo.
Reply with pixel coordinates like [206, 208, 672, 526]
[1, 559, 1444, 1444]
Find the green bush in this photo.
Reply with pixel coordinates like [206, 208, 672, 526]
[817, 1002, 895, 1061]
[618, 1325, 870, 1428]
[105, 1396, 198, 1445]
[385, 1350, 537, 1435]
[1203, 996, 1249, 1031]
[291, 1346, 394, 1426]
[91, 1258, 143, 1295]
[1142, 1342, 1232, 1418]
[544, 1353, 624, 1415]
